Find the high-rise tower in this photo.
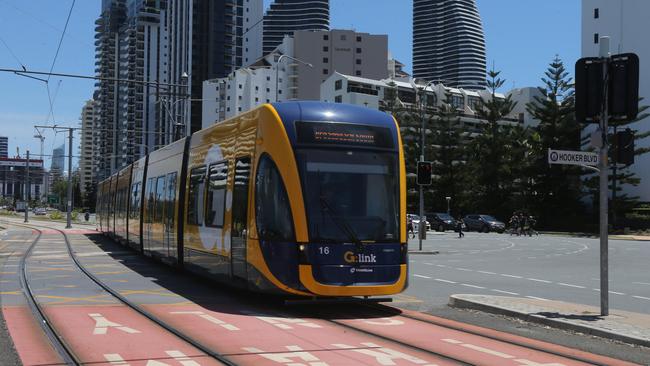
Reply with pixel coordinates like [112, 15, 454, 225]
[413, 0, 486, 90]
[263, 0, 330, 55]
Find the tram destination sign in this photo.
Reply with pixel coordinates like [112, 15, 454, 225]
[296, 121, 393, 148]
[548, 149, 599, 166]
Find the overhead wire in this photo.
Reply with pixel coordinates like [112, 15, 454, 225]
[0, 35, 26, 71]
[45, 0, 76, 125]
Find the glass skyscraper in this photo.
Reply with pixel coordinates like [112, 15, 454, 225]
[413, 0, 487, 90]
[263, 0, 330, 55]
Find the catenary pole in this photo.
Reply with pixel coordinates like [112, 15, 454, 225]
[599, 36, 610, 316]
[24, 150, 29, 223]
[66, 129, 73, 229]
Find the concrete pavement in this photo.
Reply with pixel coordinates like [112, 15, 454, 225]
[450, 294, 650, 349]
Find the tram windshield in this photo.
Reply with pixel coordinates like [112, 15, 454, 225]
[296, 149, 399, 243]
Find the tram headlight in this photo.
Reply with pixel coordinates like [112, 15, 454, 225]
[298, 243, 309, 264]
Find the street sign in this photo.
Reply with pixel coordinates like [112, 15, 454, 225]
[48, 195, 59, 204]
[548, 149, 599, 166]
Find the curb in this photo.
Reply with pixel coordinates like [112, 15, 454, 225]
[449, 295, 650, 348]
[407, 250, 439, 255]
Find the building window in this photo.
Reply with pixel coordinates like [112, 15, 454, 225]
[335, 80, 342, 90]
[238, 84, 242, 89]
[323, 57, 328, 63]
[238, 107, 242, 111]
[335, 96, 342, 103]
[323, 69, 329, 75]
[340, 34, 347, 41]
[594, 8, 599, 18]
[255, 86, 259, 91]
[356, 36, 362, 42]
[356, 59, 361, 65]
[266, 76, 270, 81]
[323, 46, 329, 52]
[356, 48, 361, 53]
[238, 95, 242, 100]
[355, 70, 362, 76]
[323, 34, 329, 41]
[266, 88, 270, 92]
[255, 97, 259, 102]
[594, 33, 599, 43]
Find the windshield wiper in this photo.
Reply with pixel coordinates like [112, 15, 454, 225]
[316, 170, 362, 247]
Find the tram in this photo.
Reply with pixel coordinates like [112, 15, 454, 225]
[97, 101, 408, 297]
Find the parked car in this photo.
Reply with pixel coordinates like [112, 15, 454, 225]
[426, 212, 460, 232]
[463, 214, 505, 233]
[407, 213, 431, 231]
[33, 207, 47, 216]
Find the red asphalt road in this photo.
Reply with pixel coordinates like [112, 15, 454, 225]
[3, 301, 640, 365]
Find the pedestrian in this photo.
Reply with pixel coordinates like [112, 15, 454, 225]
[407, 218, 415, 239]
[456, 217, 464, 238]
[84, 211, 90, 222]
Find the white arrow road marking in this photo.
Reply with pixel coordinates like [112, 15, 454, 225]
[170, 311, 239, 331]
[89, 313, 140, 335]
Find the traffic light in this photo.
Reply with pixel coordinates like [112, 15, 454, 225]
[615, 128, 635, 166]
[416, 161, 432, 186]
[576, 53, 639, 123]
[609, 53, 639, 121]
[575, 57, 605, 123]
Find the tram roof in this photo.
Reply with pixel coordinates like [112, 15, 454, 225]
[270, 101, 398, 149]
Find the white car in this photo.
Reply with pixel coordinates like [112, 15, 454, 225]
[407, 214, 431, 231]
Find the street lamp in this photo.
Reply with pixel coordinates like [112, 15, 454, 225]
[446, 196, 451, 215]
[275, 54, 313, 102]
[418, 79, 437, 250]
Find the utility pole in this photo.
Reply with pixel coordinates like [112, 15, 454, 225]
[598, 37, 610, 316]
[34, 125, 80, 229]
[24, 150, 29, 223]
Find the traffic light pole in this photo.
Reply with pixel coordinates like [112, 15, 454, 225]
[24, 150, 29, 223]
[598, 37, 610, 316]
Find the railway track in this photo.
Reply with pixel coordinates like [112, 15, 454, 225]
[12, 221, 235, 366]
[5, 220, 640, 366]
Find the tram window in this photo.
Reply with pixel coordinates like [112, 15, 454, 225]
[129, 182, 141, 220]
[166, 172, 177, 226]
[255, 155, 294, 241]
[155, 176, 166, 223]
[205, 162, 228, 228]
[188, 165, 207, 225]
[145, 178, 155, 223]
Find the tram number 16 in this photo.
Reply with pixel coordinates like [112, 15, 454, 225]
[318, 246, 330, 255]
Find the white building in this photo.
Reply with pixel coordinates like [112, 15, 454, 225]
[320, 72, 534, 128]
[202, 29, 389, 125]
[582, 0, 650, 201]
[202, 67, 277, 128]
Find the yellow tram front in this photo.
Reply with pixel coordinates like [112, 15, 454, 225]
[251, 101, 408, 297]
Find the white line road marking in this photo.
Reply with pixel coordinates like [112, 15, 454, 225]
[477, 270, 497, 275]
[442, 339, 463, 344]
[557, 283, 585, 289]
[424, 262, 434, 265]
[455, 267, 472, 271]
[436, 264, 447, 267]
[170, 311, 240, 331]
[633, 295, 650, 301]
[462, 344, 514, 359]
[609, 291, 626, 295]
[527, 278, 552, 283]
[434, 278, 457, 284]
[413, 274, 431, 279]
[500, 274, 523, 279]
[491, 289, 519, 295]
[461, 284, 485, 289]
[526, 296, 550, 301]
[633, 282, 650, 286]
[89, 313, 140, 335]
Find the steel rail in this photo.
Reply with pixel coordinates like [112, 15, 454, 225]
[17, 226, 81, 365]
[13, 221, 237, 366]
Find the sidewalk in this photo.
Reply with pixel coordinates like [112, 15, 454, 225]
[449, 294, 650, 348]
[540, 231, 650, 242]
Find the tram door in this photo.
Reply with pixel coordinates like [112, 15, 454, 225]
[163, 172, 177, 259]
[231, 157, 251, 280]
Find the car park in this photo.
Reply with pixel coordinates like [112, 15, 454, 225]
[463, 214, 505, 233]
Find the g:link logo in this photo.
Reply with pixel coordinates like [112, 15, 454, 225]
[344, 251, 377, 264]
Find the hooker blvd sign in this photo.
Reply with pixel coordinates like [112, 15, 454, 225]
[548, 149, 599, 166]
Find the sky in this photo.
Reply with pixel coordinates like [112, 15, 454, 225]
[0, 0, 580, 169]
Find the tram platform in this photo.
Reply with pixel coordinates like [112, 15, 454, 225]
[450, 294, 650, 348]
